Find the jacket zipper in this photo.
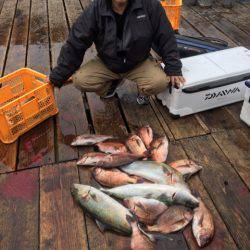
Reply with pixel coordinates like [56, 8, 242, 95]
[122, 9, 132, 64]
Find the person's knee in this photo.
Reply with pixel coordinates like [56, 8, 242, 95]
[140, 74, 170, 96]
[72, 69, 89, 91]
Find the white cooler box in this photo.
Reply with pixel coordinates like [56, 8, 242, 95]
[157, 47, 250, 117]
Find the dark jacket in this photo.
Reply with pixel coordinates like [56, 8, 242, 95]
[50, 0, 182, 87]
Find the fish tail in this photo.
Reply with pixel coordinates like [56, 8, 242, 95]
[138, 224, 156, 242]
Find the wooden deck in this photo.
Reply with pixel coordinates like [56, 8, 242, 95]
[0, 0, 249, 249]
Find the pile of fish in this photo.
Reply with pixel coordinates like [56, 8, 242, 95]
[71, 126, 214, 249]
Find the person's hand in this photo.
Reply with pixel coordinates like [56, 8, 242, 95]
[170, 76, 186, 88]
[45, 76, 53, 86]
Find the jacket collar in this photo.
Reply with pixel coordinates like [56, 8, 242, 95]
[100, 0, 143, 16]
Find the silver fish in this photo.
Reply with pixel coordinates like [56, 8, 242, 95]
[101, 184, 199, 208]
[120, 161, 187, 189]
[71, 134, 114, 146]
[71, 184, 132, 235]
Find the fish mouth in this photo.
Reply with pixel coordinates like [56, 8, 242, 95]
[198, 232, 213, 247]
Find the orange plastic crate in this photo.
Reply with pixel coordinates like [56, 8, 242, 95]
[0, 68, 58, 144]
[161, 0, 182, 31]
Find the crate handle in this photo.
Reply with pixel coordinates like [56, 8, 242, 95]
[35, 76, 46, 83]
[20, 96, 36, 106]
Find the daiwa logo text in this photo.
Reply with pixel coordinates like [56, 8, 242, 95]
[205, 87, 240, 100]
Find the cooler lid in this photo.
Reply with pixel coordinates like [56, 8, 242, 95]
[180, 47, 250, 90]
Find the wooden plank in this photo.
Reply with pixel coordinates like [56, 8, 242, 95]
[18, 119, 55, 169]
[212, 129, 250, 189]
[64, 0, 83, 25]
[79, 0, 90, 9]
[179, 18, 202, 37]
[0, 0, 5, 15]
[87, 93, 128, 138]
[181, 6, 236, 47]
[17, 0, 55, 170]
[167, 141, 237, 250]
[40, 161, 88, 250]
[181, 135, 250, 249]
[48, 0, 89, 162]
[0, 0, 18, 173]
[212, 2, 250, 35]
[0, 0, 17, 73]
[151, 96, 207, 140]
[4, 0, 30, 75]
[190, 5, 250, 47]
[0, 168, 39, 249]
[117, 81, 167, 137]
[226, 102, 250, 139]
[149, 97, 175, 141]
[54, 83, 90, 162]
[0, 143, 17, 173]
[197, 107, 241, 133]
[26, 0, 50, 74]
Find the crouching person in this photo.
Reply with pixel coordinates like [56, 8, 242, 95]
[47, 0, 185, 105]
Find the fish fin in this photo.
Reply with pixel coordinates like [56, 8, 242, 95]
[138, 224, 156, 242]
[127, 212, 156, 243]
[95, 220, 108, 233]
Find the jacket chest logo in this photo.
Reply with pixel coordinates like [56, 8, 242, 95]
[137, 14, 146, 19]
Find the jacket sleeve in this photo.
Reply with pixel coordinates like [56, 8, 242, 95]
[150, 0, 182, 76]
[49, 3, 97, 87]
